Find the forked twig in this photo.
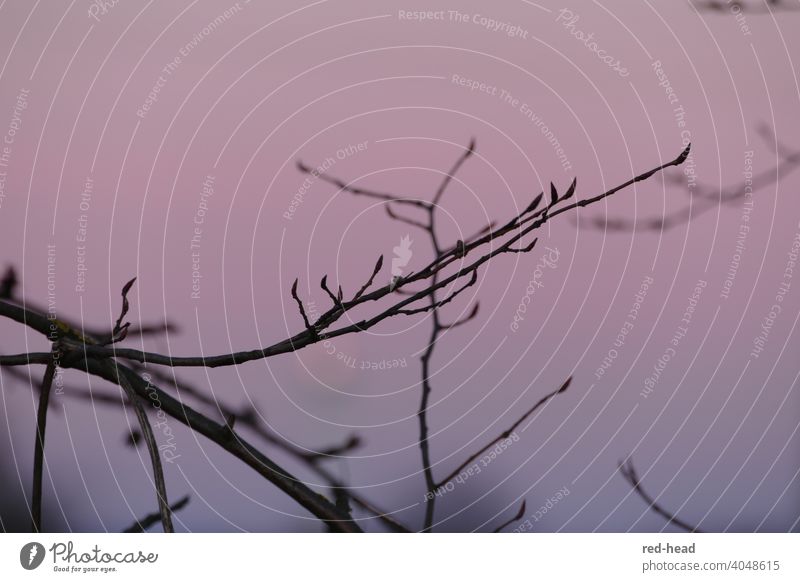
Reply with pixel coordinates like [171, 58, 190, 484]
[0, 137, 689, 533]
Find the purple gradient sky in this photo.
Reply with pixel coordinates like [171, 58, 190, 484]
[1, 0, 799, 532]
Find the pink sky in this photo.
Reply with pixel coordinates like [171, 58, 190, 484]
[1, 0, 799, 532]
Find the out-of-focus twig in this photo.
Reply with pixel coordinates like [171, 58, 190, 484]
[581, 128, 800, 232]
[619, 458, 702, 533]
[493, 500, 527, 533]
[30, 357, 56, 532]
[123, 495, 190, 533]
[694, 0, 799, 13]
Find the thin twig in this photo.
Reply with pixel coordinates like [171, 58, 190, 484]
[493, 500, 527, 533]
[432, 138, 475, 205]
[109, 277, 136, 344]
[31, 357, 56, 532]
[100, 361, 359, 531]
[385, 203, 429, 231]
[296, 160, 430, 209]
[102, 359, 174, 533]
[441, 302, 480, 329]
[123, 495, 190, 533]
[582, 136, 800, 232]
[4, 342, 360, 530]
[694, 0, 799, 13]
[619, 458, 702, 533]
[353, 255, 384, 300]
[0, 141, 690, 534]
[291, 279, 313, 330]
[4, 145, 690, 371]
[436, 377, 572, 488]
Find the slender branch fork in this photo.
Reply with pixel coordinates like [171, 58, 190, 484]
[0, 140, 688, 533]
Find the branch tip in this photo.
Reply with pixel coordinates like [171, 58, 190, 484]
[676, 143, 691, 164]
[525, 192, 544, 214]
[563, 177, 577, 201]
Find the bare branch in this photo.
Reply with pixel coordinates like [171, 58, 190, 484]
[300, 435, 361, 462]
[396, 270, 478, 316]
[619, 458, 702, 533]
[290, 279, 313, 331]
[385, 203, 429, 231]
[694, 0, 799, 13]
[101, 360, 174, 533]
[353, 255, 384, 300]
[441, 302, 479, 329]
[504, 237, 539, 254]
[31, 357, 56, 532]
[123, 495, 190, 533]
[4, 337, 361, 529]
[241, 414, 407, 532]
[462, 221, 497, 246]
[0, 139, 690, 535]
[582, 138, 800, 232]
[0, 351, 53, 366]
[109, 277, 136, 345]
[82, 359, 361, 531]
[13, 144, 688, 373]
[320, 275, 342, 308]
[493, 500, 527, 533]
[296, 160, 429, 209]
[432, 137, 476, 205]
[0, 265, 17, 299]
[12, 360, 399, 532]
[436, 377, 572, 489]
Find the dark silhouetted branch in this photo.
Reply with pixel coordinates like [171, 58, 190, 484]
[694, 0, 799, 13]
[296, 160, 429, 209]
[619, 458, 702, 533]
[385, 203, 429, 231]
[290, 279, 314, 331]
[432, 137, 475, 205]
[123, 495, 190, 533]
[103, 359, 174, 533]
[493, 500, 527, 533]
[436, 377, 572, 489]
[582, 132, 800, 232]
[30, 357, 56, 532]
[0, 266, 17, 299]
[9, 144, 688, 374]
[2, 310, 360, 531]
[441, 302, 480, 329]
[108, 277, 136, 345]
[1, 137, 689, 534]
